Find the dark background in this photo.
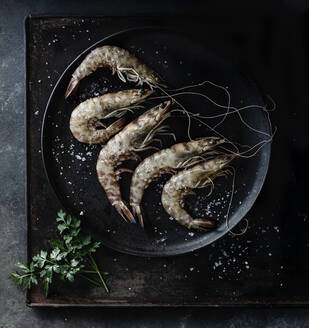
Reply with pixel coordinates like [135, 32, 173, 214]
[1, 0, 309, 326]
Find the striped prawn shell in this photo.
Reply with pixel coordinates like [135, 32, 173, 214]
[161, 155, 234, 230]
[129, 137, 225, 226]
[66, 45, 165, 98]
[69, 89, 153, 144]
[96, 101, 171, 223]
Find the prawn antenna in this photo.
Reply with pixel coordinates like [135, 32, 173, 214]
[224, 166, 249, 236]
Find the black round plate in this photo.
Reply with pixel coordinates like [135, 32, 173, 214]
[42, 27, 271, 257]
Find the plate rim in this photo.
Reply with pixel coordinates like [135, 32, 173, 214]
[41, 26, 271, 257]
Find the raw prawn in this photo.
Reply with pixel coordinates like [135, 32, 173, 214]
[66, 45, 166, 98]
[161, 155, 234, 230]
[70, 89, 153, 144]
[96, 101, 172, 223]
[129, 137, 226, 227]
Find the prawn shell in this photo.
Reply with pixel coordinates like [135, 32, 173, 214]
[161, 155, 234, 230]
[96, 101, 172, 223]
[65, 45, 165, 98]
[69, 89, 154, 144]
[129, 137, 225, 226]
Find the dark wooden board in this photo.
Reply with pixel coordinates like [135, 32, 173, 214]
[26, 15, 309, 306]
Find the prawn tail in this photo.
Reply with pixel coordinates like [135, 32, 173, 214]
[189, 218, 217, 231]
[65, 78, 79, 99]
[131, 204, 144, 229]
[114, 201, 136, 224]
[107, 117, 127, 135]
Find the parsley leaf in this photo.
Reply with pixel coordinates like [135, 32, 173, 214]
[9, 210, 109, 296]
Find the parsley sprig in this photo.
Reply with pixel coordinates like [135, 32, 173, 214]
[9, 210, 109, 296]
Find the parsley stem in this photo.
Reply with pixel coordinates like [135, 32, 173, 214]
[81, 270, 109, 275]
[17, 273, 31, 278]
[88, 254, 109, 294]
[79, 274, 101, 287]
[41, 257, 57, 266]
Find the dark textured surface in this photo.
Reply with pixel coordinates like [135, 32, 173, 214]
[40, 23, 270, 258]
[1, 0, 309, 326]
